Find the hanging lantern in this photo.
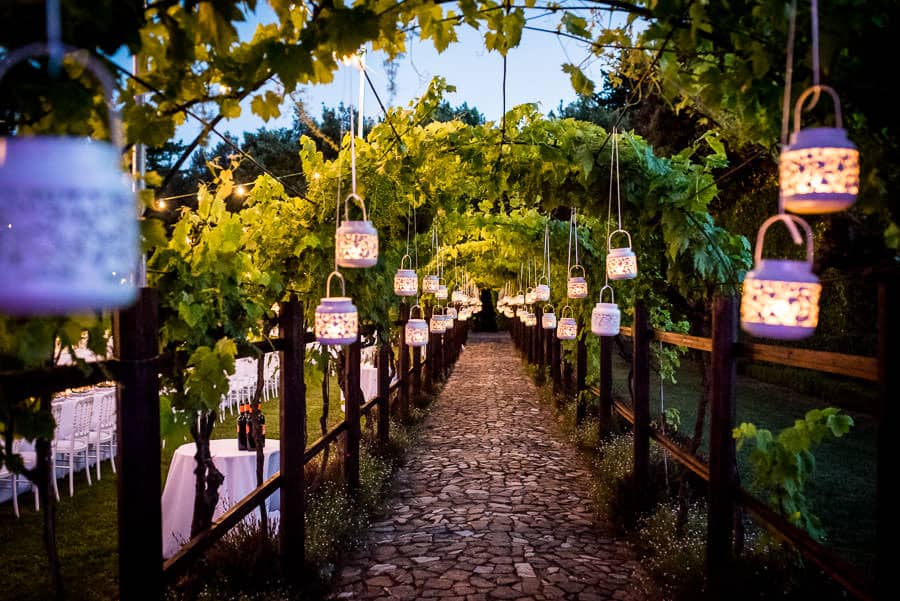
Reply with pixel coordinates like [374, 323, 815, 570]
[393, 254, 418, 296]
[606, 230, 637, 281]
[405, 305, 429, 347]
[422, 274, 440, 294]
[0, 44, 138, 315]
[436, 280, 448, 300]
[741, 215, 821, 340]
[780, 86, 859, 214]
[534, 277, 551, 302]
[556, 305, 578, 340]
[458, 308, 471, 321]
[525, 312, 537, 327]
[503, 307, 514, 318]
[567, 265, 588, 299]
[430, 306, 448, 333]
[525, 287, 536, 305]
[451, 288, 466, 303]
[542, 304, 557, 330]
[336, 193, 378, 268]
[511, 290, 525, 306]
[591, 285, 621, 336]
[446, 306, 457, 320]
[315, 272, 359, 345]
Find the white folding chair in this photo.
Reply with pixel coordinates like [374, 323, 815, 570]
[88, 391, 117, 480]
[1, 443, 40, 517]
[52, 396, 93, 497]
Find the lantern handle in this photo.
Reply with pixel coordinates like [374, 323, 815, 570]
[792, 85, 843, 135]
[607, 229, 632, 251]
[325, 270, 346, 297]
[538, 275, 549, 286]
[568, 264, 586, 279]
[544, 303, 555, 314]
[342, 192, 368, 223]
[409, 303, 424, 319]
[599, 284, 615, 304]
[399, 254, 412, 270]
[0, 42, 123, 150]
[560, 304, 574, 319]
[433, 305, 444, 316]
[755, 214, 815, 266]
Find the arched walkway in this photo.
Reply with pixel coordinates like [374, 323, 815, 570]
[333, 333, 645, 600]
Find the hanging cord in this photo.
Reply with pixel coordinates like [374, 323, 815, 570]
[573, 208, 580, 267]
[544, 221, 551, 288]
[413, 199, 419, 269]
[46, 0, 62, 74]
[334, 121, 346, 272]
[777, 0, 803, 244]
[811, 0, 820, 89]
[605, 128, 617, 288]
[405, 195, 411, 257]
[566, 209, 574, 275]
[614, 130, 623, 231]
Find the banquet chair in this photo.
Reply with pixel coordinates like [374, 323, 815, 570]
[88, 390, 117, 480]
[1, 443, 40, 517]
[52, 396, 94, 497]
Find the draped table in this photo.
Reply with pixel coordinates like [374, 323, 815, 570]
[161, 438, 280, 558]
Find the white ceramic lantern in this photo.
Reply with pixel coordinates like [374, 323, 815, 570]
[525, 287, 536, 305]
[336, 193, 378, 268]
[567, 265, 588, 299]
[534, 277, 551, 302]
[525, 312, 537, 327]
[430, 306, 448, 333]
[405, 304, 429, 347]
[393, 254, 418, 296]
[542, 304, 557, 330]
[780, 86, 859, 214]
[0, 44, 138, 315]
[458, 308, 471, 321]
[556, 305, 578, 340]
[436, 281, 448, 300]
[451, 288, 466, 303]
[315, 272, 359, 345]
[422, 274, 440, 294]
[591, 285, 621, 336]
[741, 215, 821, 340]
[606, 230, 637, 281]
[446, 306, 457, 320]
[512, 291, 525, 306]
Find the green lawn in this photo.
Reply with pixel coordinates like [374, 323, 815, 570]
[608, 351, 877, 573]
[0, 369, 346, 601]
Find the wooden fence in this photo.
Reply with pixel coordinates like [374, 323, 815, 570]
[0, 292, 468, 599]
[509, 279, 897, 601]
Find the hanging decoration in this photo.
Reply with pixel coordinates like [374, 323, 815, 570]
[591, 285, 621, 336]
[779, 0, 858, 214]
[0, 43, 138, 314]
[446, 306, 458, 320]
[335, 104, 378, 267]
[606, 131, 638, 281]
[430, 305, 448, 333]
[423, 226, 440, 293]
[315, 271, 359, 345]
[741, 214, 821, 340]
[556, 305, 578, 340]
[542, 304, 557, 330]
[405, 304, 429, 347]
[566, 208, 588, 299]
[535, 222, 551, 302]
[394, 254, 418, 296]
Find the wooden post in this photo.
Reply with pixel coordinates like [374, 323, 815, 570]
[432, 325, 443, 383]
[876, 278, 896, 601]
[114, 288, 162, 600]
[598, 335, 613, 434]
[398, 302, 410, 422]
[424, 306, 434, 395]
[576, 325, 588, 424]
[632, 300, 651, 516]
[377, 341, 391, 446]
[278, 298, 306, 572]
[551, 335, 561, 393]
[412, 344, 422, 406]
[344, 339, 362, 495]
[534, 306, 544, 368]
[706, 295, 738, 595]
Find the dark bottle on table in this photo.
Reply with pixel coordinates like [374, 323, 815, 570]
[237, 400, 247, 450]
[246, 402, 256, 450]
[255, 403, 266, 449]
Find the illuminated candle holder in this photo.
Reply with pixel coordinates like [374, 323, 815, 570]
[446, 306, 458, 321]
[741, 214, 821, 340]
[336, 193, 378, 268]
[393, 254, 418, 296]
[405, 304, 429, 347]
[315, 271, 358, 345]
[534, 277, 551, 302]
[525, 287, 536, 305]
[436, 280, 448, 300]
[452, 289, 466, 303]
[422, 274, 440, 294]
[556, 305, 578, 340]
[591, 285, 621, 336]
[567, 265, 588, 299]
[430, 306, 448, 333]
[542, 304, 557, 330]
[606, 230, 637, 281]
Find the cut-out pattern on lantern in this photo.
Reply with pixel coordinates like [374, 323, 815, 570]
[430, 306, 448, 333]
[446, 306, 457, 320]
[393, 254, 418, 296]
[336, 193, 378, 268]
[780, 86, 859, 214]
[525, 287, 536, 305]
[422, 274, 439, 294]
[0, 43, 138, 315]
[591, 285, 621, 336]
[556, 305, 578, 340]
[436, 282, 448, 300]
[567, 265, 588, 299]
[405, 304, 429, 347]
[452, 289, 466, 303]
[606, 230, 637, 281]
[315, 272, 359, 345]
[741, 214, 821, 340]
[534, 278, 550, 302]
[525, 312, 537, 327]
[542, 304, 557, 330]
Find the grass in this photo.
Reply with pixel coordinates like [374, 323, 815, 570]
[607, 351, 877, 574]
[0, 368, 347, 601]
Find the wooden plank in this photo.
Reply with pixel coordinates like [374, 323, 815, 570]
[599, 336, 613, 434]
[412, 345, 423, 406]
[399, 302, 410, 421]
[344, 340, 361, 494]
[377, 342, 391, 446]
[114, 288, 162, 601]
[707, 295, 739, 596]
[619, 325, 711, 352]
[632, 301, 651, 516]
[278, 298, 305, 572]
[740, 342, 877, 381]
[162, 473, 282, 580]
[0, 360, 123, 400]
[576, 322, 587, 425]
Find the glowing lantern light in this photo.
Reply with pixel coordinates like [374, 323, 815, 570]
[534, 277, 551, 302]
[525, 312, 537, 327]
[336, 193, 378, 268]
[591, 285, 621, 336]
[458, 308, 471, 321]
[525, 287, 536, 305]
[780, 86, 859, 214]
[741, 214, 821, 340]
[446, 306, 457, 321]
[436, 281, 448, 300]
[452, 288, 466, 303]
[405, 304, 429, 347]
[567, 265, 588, 299]
[393, 254, 418, 296]
[430, 306, 448, 333]
[542, 304, 557, 330]
[606, 230, 637, 281]
[0, 44, 138, 314]
[315, 271, 358, 345]
[556, 305, 578, 340]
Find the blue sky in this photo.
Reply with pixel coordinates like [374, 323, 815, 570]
[175, 5, 609, 141]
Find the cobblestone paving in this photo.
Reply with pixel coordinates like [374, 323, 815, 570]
[332, 332, 646, 601]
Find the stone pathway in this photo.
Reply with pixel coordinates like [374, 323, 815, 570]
[332, 332, 645, 601]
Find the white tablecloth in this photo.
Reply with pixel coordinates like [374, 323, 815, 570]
[161, 438, 280, 558]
